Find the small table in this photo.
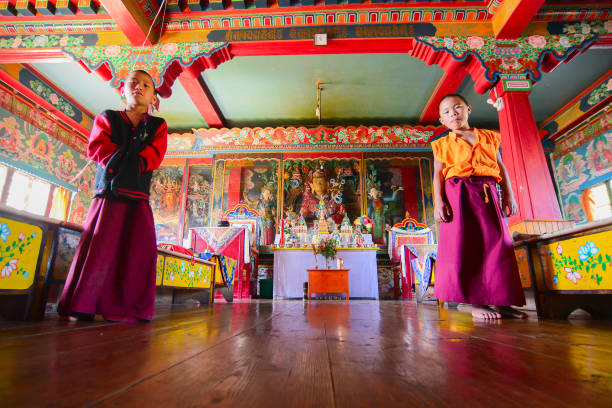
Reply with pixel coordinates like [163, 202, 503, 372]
[307, 269, 350, 300]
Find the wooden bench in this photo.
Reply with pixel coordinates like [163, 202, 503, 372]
[514, 218, 612, 319]
[0, 205, 220, 320]
[156, 248, 217, 305]
[0, 205, 83, 320]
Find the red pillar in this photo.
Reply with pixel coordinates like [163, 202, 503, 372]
[491, 80, 562, 227]
[401, 167, 419, 220]
[227, 167, 242, 209]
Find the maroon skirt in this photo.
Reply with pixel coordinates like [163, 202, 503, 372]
[58, 196, 158, 321]
[434, 176, 525, 306]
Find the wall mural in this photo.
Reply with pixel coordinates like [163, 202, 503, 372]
[0, 87, 86, 154]
[0, 105, 96, 225]
[0, 105, 92, 192]
[184, 165, 212, 240]
[541, 73, 612, 140]
[151, 166, 184, 244]
[67, 165, 95, 225]
[283, 158, 360, 226]
[366, 159, 423, 245]
[553, 129, 612, 224]
[239, 163, 278, 246]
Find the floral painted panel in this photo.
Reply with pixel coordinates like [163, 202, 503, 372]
[0, 34, 97, 49]
[514, 247, 532, 288]
[543, 230, 612, 290]
[156, 255, 165, 286]
[0, 218, 43, 290]
[162, 256, 213, 289]
[19, 69, 85, 124]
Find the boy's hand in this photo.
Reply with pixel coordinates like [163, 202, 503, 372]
[502, 195, 518, 217]
[434, 201, 452, 223]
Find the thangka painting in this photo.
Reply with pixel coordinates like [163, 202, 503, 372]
[553, 129, 612, 224]
[151, 166, 184, 244]
[239, 161, 278, 245]
[68, 165, 95, 225]
[282, 158, 361, 226]
[184, 165, 212, 240]
[215, 160, 279, 245]
[365, 158, 425, 244]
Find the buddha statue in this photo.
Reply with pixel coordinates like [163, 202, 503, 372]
[299, 168, 346, 227]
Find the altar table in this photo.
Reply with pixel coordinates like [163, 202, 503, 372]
[308, 269, 349, 300]
[273, 248, 379, 299]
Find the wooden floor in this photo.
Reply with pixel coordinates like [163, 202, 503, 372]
[2, 300, 612, 407]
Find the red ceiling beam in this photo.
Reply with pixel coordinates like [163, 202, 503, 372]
[98, 0, 160, 46]
[230, 38, 416, 57]
[178, 71, 225, 128]
[419, 67, 468, 125]
[0, 49, 69, 64]
[408, 40, 494, 94]
[492, 0, 546, 39]
[0, 67, 90, 139]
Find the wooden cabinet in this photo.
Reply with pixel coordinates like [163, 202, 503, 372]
[307, 269, 349, 300]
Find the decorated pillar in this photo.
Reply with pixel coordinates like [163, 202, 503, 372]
[209, 159, 226, 226]
[490, 78, 562, 227]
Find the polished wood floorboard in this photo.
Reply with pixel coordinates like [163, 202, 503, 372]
[1, 301, 612, 407]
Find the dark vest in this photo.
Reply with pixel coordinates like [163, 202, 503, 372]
[93, 110, 165, 200]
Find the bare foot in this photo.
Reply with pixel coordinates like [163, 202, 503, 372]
[493, 306, 528, 319]
[471, 305, 501, 320]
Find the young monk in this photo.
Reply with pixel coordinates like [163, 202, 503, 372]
[58, 70, 167, 322]
[431, 94, 527, 320]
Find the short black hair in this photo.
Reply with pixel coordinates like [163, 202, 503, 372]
[439, 94, 470, 110]
[130, 69, 154, 82]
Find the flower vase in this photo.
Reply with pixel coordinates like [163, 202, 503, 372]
[314, 254, 318, 269]
[325, 257, 330, 269]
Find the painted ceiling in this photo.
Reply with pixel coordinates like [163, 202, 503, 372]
[0, 0, 610, 144]
[459, 48, 612, 129]
[28, 46, 611, 133]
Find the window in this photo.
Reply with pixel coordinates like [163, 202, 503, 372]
[588, 180, 612, 221]
[0, 164, 8, 197]
[0, 163, 7, 192]
[0, 164, 73, 220]
[5, 170, 51, 216]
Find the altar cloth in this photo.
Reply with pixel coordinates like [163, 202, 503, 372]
[273, 248, 379, 299]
